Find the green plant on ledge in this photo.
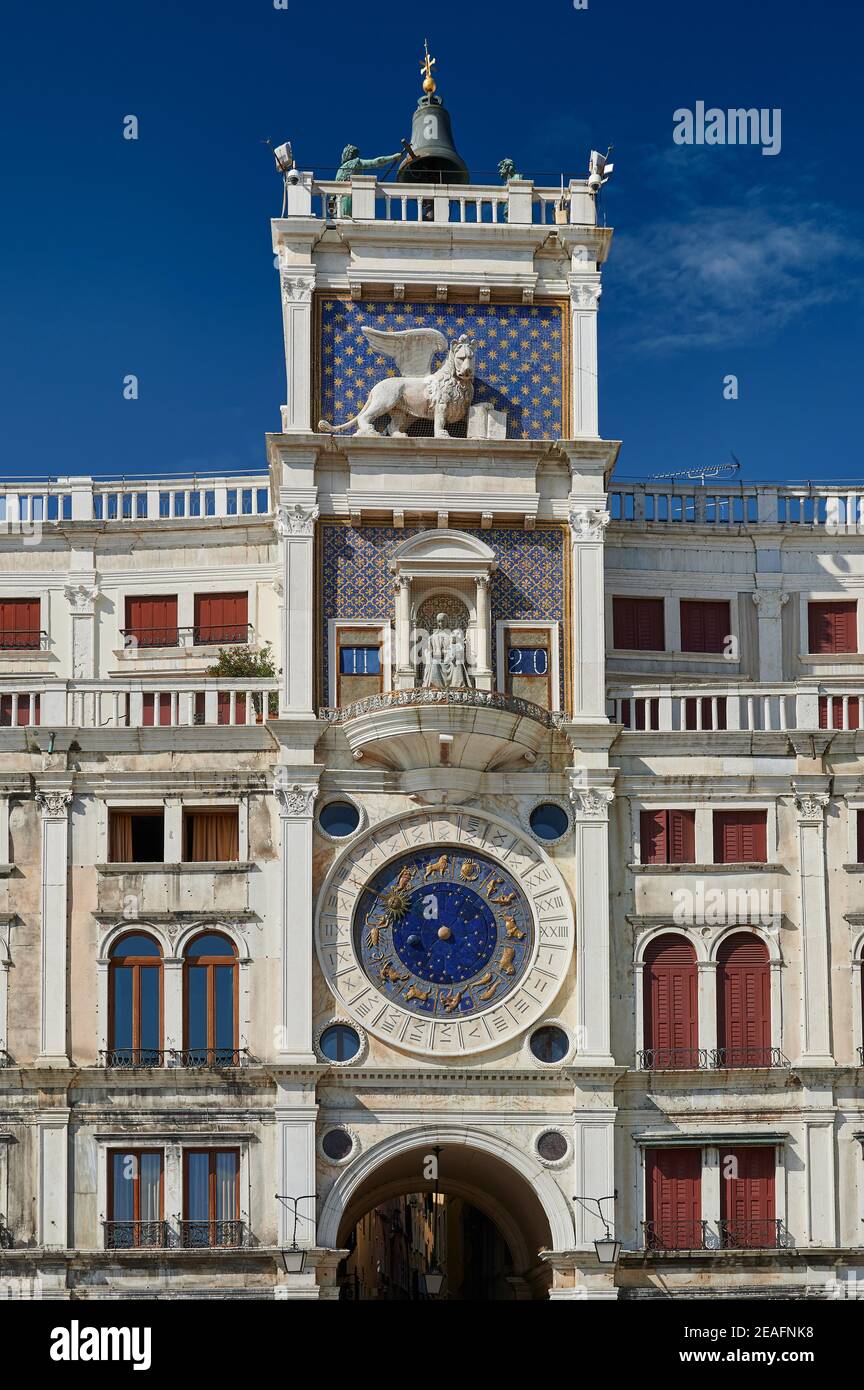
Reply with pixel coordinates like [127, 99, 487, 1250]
[206, 642, 280, 717]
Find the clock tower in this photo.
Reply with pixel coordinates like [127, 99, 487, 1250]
[268, 51, 620, 1299]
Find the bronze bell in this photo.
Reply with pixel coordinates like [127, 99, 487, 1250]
[397, 92, 469, 185]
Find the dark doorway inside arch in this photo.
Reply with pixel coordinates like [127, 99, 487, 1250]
[338, 1192, 516, 1300]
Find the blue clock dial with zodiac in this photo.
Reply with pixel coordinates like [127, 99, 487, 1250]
[355, 849, 533, 1017]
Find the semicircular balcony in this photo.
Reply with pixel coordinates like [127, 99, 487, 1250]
[319, 687, 558, 771]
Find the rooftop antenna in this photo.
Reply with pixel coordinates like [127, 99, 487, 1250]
[264, 139, 297, 216]
[588, 145, 614, 226]
[648, 453, 742, 487]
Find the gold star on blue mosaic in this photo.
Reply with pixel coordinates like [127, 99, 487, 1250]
[319, 299, 564, 440]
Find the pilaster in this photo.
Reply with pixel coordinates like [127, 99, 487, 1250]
[567, 505, 609, 722]
[274, 768, 321, 1062]
[793, 786, 833, 1066]
[569, 779, 615, 1064]
[35, 786, 73, 1067]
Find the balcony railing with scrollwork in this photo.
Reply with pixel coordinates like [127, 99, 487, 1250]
[718, 1218, 784, 1250]
[179, 1220, 245, 1249]
[642, 1220, 708, 1252]
[637, 1048, 709, 1072]
[320, 687, 560, 729]
[169, 1048, 249, 1068]
[710, 1047, 789, 1069]
[103, 1220, 169, 1250]
[100, 1049, 167, 1069]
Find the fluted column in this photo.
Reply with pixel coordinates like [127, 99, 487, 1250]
[274, 770, 320, 1062]
[569, 782, 615, 1065]
[794, 788, 833, 1065]
[35, 787, 72, 1067]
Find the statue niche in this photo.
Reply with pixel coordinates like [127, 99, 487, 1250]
[418, 604, 475, 691]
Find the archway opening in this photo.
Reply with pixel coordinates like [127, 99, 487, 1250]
[332, 1141, 555, 1301]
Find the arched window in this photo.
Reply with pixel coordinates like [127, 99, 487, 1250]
[717, 933, 770, 1067]
[643, 934, 698, 1069]
[183, 933, 238, 1065]
[108, 933, 163, 1066]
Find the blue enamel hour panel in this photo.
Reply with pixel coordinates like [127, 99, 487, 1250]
[319, 298, 565, 441]
[355, 849, 533, 1017]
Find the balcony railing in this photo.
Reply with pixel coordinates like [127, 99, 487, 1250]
[100, 1049, 167, 1069]
[642, 1220, 708, 1252]
[710, 1048, 788, 1069]
[609, 685, 864, 733]
[637, 1048, 709, 1071]
[179, 1220, 245, 1249]
[65, 681, 279, 729]
[638, 1048, 788, 1072]
[718, 1218, 784, 1250]
[169, 1048, 249, 1069]
[0, 629, 48, 652]
[120, 624, 253, 650]
[103, 1220, 169, 1250]
[0, 475, 270, 526]
[609, 482, 864, 531]
[284, 174, 597, 229]
[320, 686, 559, 729]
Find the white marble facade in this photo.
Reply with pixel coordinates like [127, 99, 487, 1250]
[0, 165, 861, 1303]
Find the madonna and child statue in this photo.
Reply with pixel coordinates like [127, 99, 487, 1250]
[420, 613, 474, 690]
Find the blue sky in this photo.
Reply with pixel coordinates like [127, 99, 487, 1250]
[1, 0, 861, 484]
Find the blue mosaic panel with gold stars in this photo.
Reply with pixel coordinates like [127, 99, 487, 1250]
[320, 522, 566, 704]
[319, 298, 565, 440]
[356, 849, 533, 1017]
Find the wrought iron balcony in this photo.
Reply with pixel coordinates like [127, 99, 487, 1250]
[100, 1049, 167, 1069]
[718, 1218, 784, 1251]
[119, 623, 254, 650]
[710, 1047, 789, 1069]
[103, 1220, 169, 1250]
[642, 1220, 708, 1252]
[0, 629, 48, 652]
[179, 1220, 245, 1249]
[320, 686, 560, 729]
[637, 1048, 709, 1072]
[169, 1048, 249, 1069]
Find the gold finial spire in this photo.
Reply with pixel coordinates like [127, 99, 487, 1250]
[420, 38, 437, 95]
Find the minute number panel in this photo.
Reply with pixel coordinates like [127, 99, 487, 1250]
[315, 808, 574, 1056]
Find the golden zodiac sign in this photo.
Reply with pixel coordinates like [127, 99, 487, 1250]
[424, 853, 449, 879]
[460, 859, 480, 882]
[440, 990, 463, 1013]
[485, 875, 504, 898]
[366, 926, 380, 948]
[404, 982, 433, 1003]
[379, 961, 409, 985]
[393, 865, 414, 893]
[477, 979, 500, 1001]
[499, 946, 516, 975]
[503, 915, 525, 940]
[491, 890, 517, 906]
[473, 971, 493, 987]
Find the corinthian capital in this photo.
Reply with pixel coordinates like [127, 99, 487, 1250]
[273, 771, 317, 818]
[568, 507, 610, 541]
[570, 787, 614, 819]
[751, 590, 789, 620]
[280, 275, 314, 306]
[36, 790, 73, 818]
[793, 786, 829, 822]
[276, 503, 319, 538]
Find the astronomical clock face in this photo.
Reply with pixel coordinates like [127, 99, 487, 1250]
[315, 808, 574, 1057]
[356, 850, 532, 1018]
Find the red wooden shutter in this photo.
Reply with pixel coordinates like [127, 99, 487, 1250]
[644, 934, 698, 1062]
[680, 600, 731, 654]
[646, 1148, 702, 1250]
[0, 598, 40, 648]
[640, 810, 667, 865]
[713, 811, 767, 863]
[809, 600, 857, 654]
[195, 593, 248, 644]
[720, 1146, 775, 1248]
[717, 934, 770, 1065]
[613, 597, 665, 651]
[126, 596, 178, 647]
[669, 810, 696, 863]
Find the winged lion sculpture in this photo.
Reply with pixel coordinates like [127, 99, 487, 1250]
[318, 326, 476, 438]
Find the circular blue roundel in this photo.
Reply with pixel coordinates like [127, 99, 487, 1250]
[355, 849, 533, 1017]
[319, 1023, 361, 1062]
[529, 802, 569, 842]
[318, 801, 361, 838]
